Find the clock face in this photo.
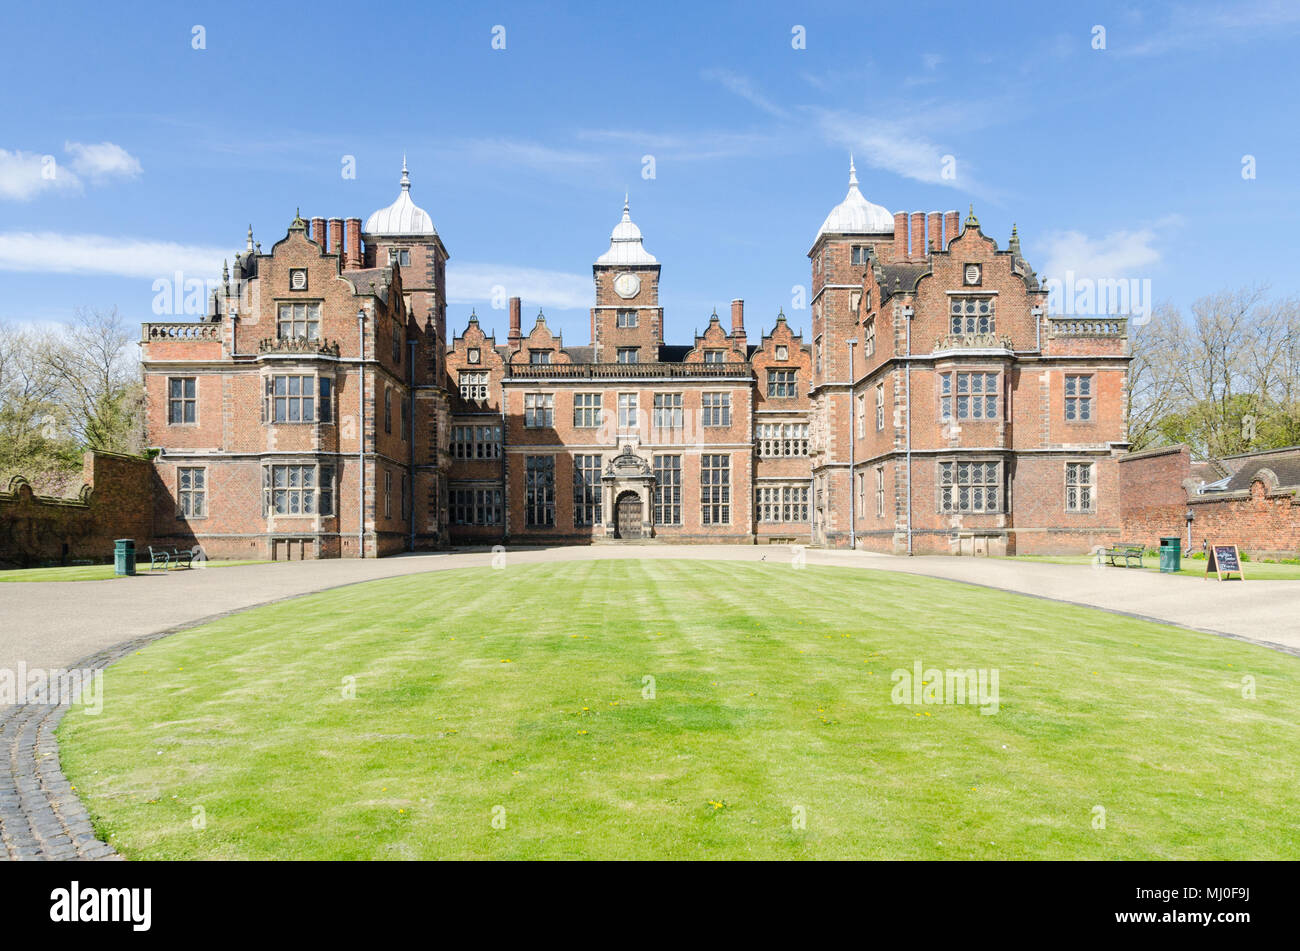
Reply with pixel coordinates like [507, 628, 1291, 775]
[614, 272, 641, 299]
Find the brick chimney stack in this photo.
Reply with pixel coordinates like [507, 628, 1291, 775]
[508, 296, 522, 347]
[310, 217, 327, 250]
[893, 211, 909, 262]
[328, 218, 343, 258]
[925, 213, 946, 254]
[910, 212, 926, 260]
[730, 299, 746, 351]
[345, 218, 362, 269]
[944, 210, 960, 248]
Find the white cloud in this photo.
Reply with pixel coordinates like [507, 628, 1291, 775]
[577, 128, 775, 162]
[1038, 227, 1164, 282]
[701, 68, 789, 118]
[814, 110, 972, 190]
[447, 263, 591, 310]
[64, 141, 142, 182]
[1123, 0, 1300, 56]
[452, 138, 602, 172]
[0, 150, 81, 200]
[0, 231, 226, 280]
[0, 142, 141, 200]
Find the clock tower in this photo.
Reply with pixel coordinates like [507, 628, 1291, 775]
[591, 197, 663, 362]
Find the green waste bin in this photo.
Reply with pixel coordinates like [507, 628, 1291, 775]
[114, 538, 136, 576]
[1158, 535, 1181, 574]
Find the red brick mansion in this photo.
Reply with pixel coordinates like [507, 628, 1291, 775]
[138, 160, 1132, 559]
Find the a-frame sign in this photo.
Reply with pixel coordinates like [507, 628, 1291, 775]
[1206, 544, 1246, 581]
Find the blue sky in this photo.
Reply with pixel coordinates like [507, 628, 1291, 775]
[1, 0, 1298, 343]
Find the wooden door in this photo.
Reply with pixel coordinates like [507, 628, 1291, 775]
[616, 492, 641, 539]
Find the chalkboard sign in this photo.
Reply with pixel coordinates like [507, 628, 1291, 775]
[1206, 544, 1245, 581]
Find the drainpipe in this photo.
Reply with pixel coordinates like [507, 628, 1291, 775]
[357, 307, 367, 558]
[500, 373, 508, 543]
[848, 339, 857, 550]
[409, 338, 417, 552]
[902, 304, 915, 556]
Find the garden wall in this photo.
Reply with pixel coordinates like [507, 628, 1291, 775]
[1118, 444, 1300, 558]
[0, 451, 155, 568]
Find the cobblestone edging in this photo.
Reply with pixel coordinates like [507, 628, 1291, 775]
[0, 630, 178, 861]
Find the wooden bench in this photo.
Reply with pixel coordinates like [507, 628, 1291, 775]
[1099, 542, 1146, 568]
[146, 546, 170, 571]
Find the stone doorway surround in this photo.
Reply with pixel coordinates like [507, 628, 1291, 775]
[602, 445, 654, 540]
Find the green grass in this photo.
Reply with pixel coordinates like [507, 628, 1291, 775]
[1003, 553, 1300, 580]
[58, 560, 1300, 859]
[0, 560, 267, 582]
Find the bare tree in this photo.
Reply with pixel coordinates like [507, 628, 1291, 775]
[43, 307, 143, 455]
[1126, 302, 1186, 451]
[0, 324, 75, 486]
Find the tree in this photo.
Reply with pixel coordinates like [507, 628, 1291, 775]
[43, 307, 143, 456]
[1126, 286, 1300, 457]
[0, 324, 80, 489]
[1126, 303, 1185, 451]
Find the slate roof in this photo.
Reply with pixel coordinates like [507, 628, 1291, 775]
[878, 263, 930, 300]
[342, 268, 394, 302]
[1220, 447, 1300, 491]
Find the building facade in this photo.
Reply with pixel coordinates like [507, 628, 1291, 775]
[139, 160, 1132, 558]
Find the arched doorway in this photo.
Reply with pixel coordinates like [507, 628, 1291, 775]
[615, 491, 642, 539]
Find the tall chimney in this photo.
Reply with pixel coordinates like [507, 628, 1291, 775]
[345, 218, 362, 269]
[311, 217, 327, 249]
[910, 212, 926, 260]
[508, 296, 522, 347]
[329, 218, 343, 256]
[893, 211, 909, 262]
[730, 299, 746, 351]
[927, 212, 942, 253]
[944, 210, 960, 249]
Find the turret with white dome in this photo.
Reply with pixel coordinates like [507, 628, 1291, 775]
[364, 157, 439, 237]
[596, 196, 658, 266]
[814, 156, 894, 242]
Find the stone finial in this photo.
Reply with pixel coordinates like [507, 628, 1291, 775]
[965, 204, 979, 229]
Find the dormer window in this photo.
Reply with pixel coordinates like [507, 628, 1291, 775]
[703, 350, 725, 364]
[530, 350, 552, 365]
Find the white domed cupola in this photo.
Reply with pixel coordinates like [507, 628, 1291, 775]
[596, 196, 658, 266]
[363, 157, 439, 237]
[816, 156, 894, 239]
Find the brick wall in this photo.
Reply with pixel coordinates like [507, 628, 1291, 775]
[0, 451, 154, 568]
[1119, 444, 1300, 557]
